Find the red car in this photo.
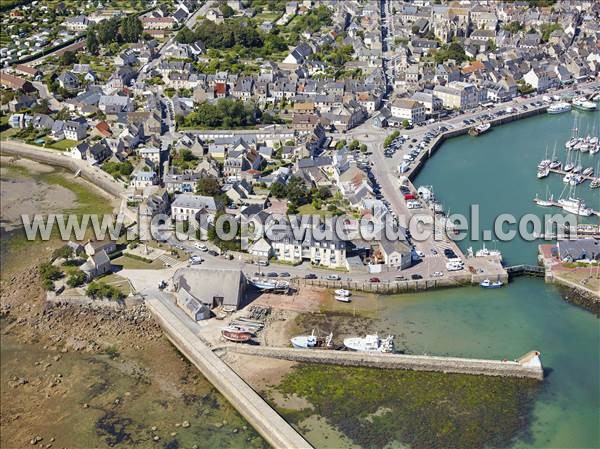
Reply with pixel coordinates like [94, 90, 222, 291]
[404, 193, 416, 200]
[369, 277, 381, 283]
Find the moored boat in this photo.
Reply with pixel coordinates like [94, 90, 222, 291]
[335, 295, 351, 303]
[335, 289, 351, 297]
[572, 97, 597, 111]
[480, 279, 504, 289]
[343, 334, 394, 353]
[469, 123, 491, 136]
[537, 167, 550, 178]
[547, 102, 572, 114]
[291, 330, 334, 349]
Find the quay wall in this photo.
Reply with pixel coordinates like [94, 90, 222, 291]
[223, 346, 545, 381]
[1, 140, 124, 198]
[408, 105, 548, 180]
[293, 274, 472, 293]
[146, 298, 313, 449]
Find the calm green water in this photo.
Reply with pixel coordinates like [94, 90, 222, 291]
[416, 110, 599, 266]
[381, 110, 600, 449]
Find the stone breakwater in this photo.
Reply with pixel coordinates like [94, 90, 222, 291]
[220, 346, 545, 381]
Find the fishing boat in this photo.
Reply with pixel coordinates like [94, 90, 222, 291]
[291, 330, 334, 349]
[475, 243, 502, 259]
[335, 289, 351, 297]
[558, 197, 594, 216]
[250, 278, 290, 291]
[343, 334, 394, 353]
[572, 96, 597, 111]
[221, 327, 252, 343]
[469, 122, 491, 136]
[480, 279, 504, 289]
[547, 102, 572, 114]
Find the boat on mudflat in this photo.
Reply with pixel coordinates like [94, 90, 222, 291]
[221, 327, 252, 342]
[343, 334, 394, 353]
[291, 330, 334, 349]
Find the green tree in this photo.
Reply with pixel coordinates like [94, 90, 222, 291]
[67, 270, 87, 288]
[52, 245, 73, 261]
[60, 50, 77, 66]
[219, 3, 235, 18]
[402, 119, 410, 128]
[39, 262, 62, 281]
[86, 30, 100, 55]
[196, 177, 221, 196]
[270, 182, 287, 199]
[348, 140, 359, 151]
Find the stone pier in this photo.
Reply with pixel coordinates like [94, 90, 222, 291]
[220, 346, 545, 381]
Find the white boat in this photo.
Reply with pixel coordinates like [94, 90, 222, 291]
[549, 160, 561, 169]
[573, 164, 582, 174]
[291, 330, 334, 349]
[480, 279, 504, 289]
[343, 334, 394, 353]
[563, 173, 573, 183]
[569, 175, 584, 186]
[534, 188, 555, 207]
[250, 278, 290, 291]
[547, 102, 572, 114]
[564, 162, 575, 172]
[335, 289, 351, 297]
[537, 167, 550, 178]
[572, 97, 597, 111]
[469, 123, 491, 136]
[582, 167, 594, 176]
[335, 295, 351, 303]
[558, 197, 594, 216]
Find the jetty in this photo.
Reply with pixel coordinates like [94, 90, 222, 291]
[548, 167, 599, 184]
[219, 346, 545, 381]
[145, 296, 313, 449]
[506, 265, 546, 277]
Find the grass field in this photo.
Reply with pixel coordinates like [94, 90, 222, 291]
[48, 139, 79, 151]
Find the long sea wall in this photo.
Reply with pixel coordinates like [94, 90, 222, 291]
[222, 346, 545, 381]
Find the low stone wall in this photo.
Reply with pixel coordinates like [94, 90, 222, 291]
[223, 346, 544, 381]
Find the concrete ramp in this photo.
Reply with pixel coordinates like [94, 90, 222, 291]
[221, 345, 544, 381]
[146, 298, 313, 449]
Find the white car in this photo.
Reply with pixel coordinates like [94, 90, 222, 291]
[194, 242, 208, 251]
[432, 271, 444, 277]
[326, 274, 341, 281]
[415, 250, 425, 258]
[189, 256, 203, 265]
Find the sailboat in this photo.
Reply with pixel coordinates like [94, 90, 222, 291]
[537, 166, 550, 178]
[549, 142, 561, 169]
[534, 187, 555, 207]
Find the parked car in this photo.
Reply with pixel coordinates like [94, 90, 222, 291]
[207, 250, 218, 256]
[369, 277, 381, 283]
[189, 255, 203, 265]
[411, 274, 423, 280]
[326, 274, 341, 281]
[279, 272, 290, 277]
[266, 272, 278, 277]
[194, 242, 208, 251]
[304, 273, 317, 279]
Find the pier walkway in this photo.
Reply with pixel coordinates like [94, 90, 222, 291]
[506, 265, 546, 277]
[219, 346, 545, 381]
[548, 167, 599, 183]
[145, 297, 313, 449]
